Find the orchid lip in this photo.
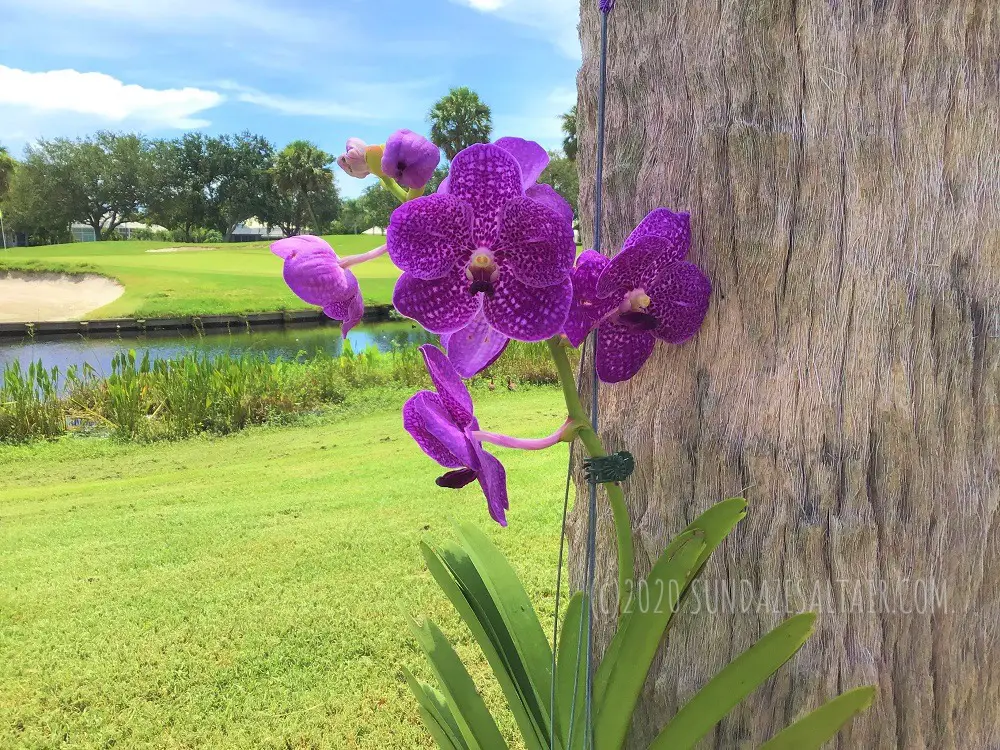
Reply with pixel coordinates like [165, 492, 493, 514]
[465, 248, 500, 298]
[619, 310, 659, 331]
[436, 467, 478, 489]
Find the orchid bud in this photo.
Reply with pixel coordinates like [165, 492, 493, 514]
[336, 138, 370, 178]
[599, 0, 615, 11]
[381, 129, 441, 190]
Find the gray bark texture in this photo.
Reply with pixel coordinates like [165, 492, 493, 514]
[573, 1, 999, 747]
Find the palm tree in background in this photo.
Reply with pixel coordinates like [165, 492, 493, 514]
[0, 145, 15, 202]
[428, 87, 492, 160]
[561, 104, 578, 161]
[272, 140, 334, 232]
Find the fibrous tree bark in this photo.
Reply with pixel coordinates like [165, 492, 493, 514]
[574, 1, 999, 747]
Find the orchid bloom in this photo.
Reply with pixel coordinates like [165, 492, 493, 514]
[565, 208, 711, 383]
[271, 235, 365, 336]
[336, 138, 370, 179]
[382, 129, 441, 190]
[404, 345, 572, 526]
[389, 143, 576, 343]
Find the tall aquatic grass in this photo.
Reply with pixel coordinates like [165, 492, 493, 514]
[0, 339, 570, 444]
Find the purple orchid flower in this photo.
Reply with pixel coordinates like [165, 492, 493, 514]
[564, 208, 712, 383]
[440, 307, 509, 378]
[271, 235, 365, 336]
[382, 129, 441, 190]
[403, 345, 509, 524]
[404, 345, 573, 525]
[389, 143, 576, 343]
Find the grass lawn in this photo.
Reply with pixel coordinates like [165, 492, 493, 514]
[0, 388, 569, 749]
[0, 236, 399, 319]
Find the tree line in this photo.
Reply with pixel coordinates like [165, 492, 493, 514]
[0, 87, 579, 245]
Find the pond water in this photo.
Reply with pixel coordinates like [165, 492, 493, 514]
[0, 321, 435, 382]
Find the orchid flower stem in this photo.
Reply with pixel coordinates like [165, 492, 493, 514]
[471, 418, 577, 451]
[339, 244, 388, 269]
[379, 175, 410, 203]
[546, 336, 634, 620]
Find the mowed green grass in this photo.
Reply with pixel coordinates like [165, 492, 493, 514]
[0, 236, 399, 319]
[0, 388, 569, 749]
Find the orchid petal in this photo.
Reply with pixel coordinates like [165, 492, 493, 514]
[447, 144, 524, 248]
[393, 272, 480, 334]
[418, 344, 475, 428]
[323, 289, 364, 337]
[403, 391, 472, 468]
[484, 276, 572, 342]
[565, 250, 617, 347]
[646, 261, 712, 344]
[282, 246, 359, 306]
[271, 234, 338, 261]
[475, 447, 509, 527]
[494, 137, 549, 189]
[441, 309, 510, 378]
[497, 196, 576, 288]
[623, 207, 691, 257]
[526, 183, 574, 225]
[595, 322, 656, 383]
[386, 194, 474, 280]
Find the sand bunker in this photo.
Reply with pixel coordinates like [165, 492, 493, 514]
[0, 272, 125, 323]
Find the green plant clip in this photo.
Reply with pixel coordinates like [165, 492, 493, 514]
[584, 450, 635, 484]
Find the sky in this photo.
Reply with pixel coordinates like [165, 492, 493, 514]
[0, 0, 580, 198]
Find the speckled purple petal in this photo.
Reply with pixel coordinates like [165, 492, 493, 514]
[484, 276, 572, 342]
[646, 261, 712, 344]
[494, 137, 549, 189]
[271, 234, 339, 261]
[386, 194, 474, 280]
[565, 250, 617, 347]
[526, 184, 574, 225]
[393, 272, 480, 334]
[441, 309, 510, 377]
[447, 144, 524, 248]
[595, 322, 656, 383]
[596, 235, 687, 298]
[323, 289, 364, 337]
[496, 197, 575, 288]
[282, 246, 359, 306]
[419, 344, 475, 428]
[623, 208, 691, 258]
[474, 445, 509, 526]
[403, 391, 472, 468]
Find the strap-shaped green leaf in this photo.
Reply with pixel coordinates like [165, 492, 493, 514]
[760, 687, 877, 750]
[648, 612, 817, 750]
[403, 668, 469, 750]
[424, 540, 550, 750]
[452, 522, 555, 729]
[554, 592, 588, 749]
[407, 616, 509, 750]
[595, 498, 747, 709]
[593, 530, 706, 750]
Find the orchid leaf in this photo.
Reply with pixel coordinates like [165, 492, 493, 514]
[406, 615, 509, 749]
[595, 497, 747, 709]
[403, 668, 469, 750]
[423, 540, 550, 750]
[648, 612, 817, 750]
[452, 522, 555, 730]
[760, 687, 877, 750]
[554, 592, 588, 749]
[593, 529, 706, 750]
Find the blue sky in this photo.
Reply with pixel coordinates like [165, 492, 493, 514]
[0, 0, 579, 198]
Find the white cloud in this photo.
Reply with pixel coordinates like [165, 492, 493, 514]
[493, 86, 577, 151]
[451, 0, 580, 58]
[0, 66, 223, 130]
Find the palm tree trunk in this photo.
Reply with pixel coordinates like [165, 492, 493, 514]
[575, 1, 999, 747]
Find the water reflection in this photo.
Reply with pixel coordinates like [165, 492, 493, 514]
[0, 320, 436, 381]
